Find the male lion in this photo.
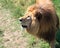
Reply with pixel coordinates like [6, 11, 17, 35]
[19, 0, 59, 48]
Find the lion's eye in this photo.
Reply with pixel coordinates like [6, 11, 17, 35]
[27, 16, 31, 20]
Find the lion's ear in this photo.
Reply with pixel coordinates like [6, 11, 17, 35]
[35, 11, 42, 21]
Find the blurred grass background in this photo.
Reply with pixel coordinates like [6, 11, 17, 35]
[0, 0, 35, 18]
[0, 0, 60, 48]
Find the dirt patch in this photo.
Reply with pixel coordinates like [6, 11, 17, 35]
[0, 9, 29, 48]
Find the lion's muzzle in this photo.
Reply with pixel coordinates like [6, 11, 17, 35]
[19, 16, 32, 28]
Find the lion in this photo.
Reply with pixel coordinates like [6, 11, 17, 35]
[19, 0, 59, 48]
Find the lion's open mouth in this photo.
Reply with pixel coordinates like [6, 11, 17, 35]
[22, 25, 27, 28]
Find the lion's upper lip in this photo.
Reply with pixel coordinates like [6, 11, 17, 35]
[22, 25, 27, 28]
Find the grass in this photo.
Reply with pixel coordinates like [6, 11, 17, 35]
[53, 0, 60, 18]
[0, 29, 4, 48]
[0, 0, 35, 18]
[0, 0, 60, 48]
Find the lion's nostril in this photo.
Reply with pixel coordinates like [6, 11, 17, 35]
[19, 19, 23, 22]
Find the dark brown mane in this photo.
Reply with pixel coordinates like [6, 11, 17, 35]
[35, 8, 56, 41]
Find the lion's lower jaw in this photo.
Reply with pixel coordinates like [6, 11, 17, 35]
[26, 28, 39, 36]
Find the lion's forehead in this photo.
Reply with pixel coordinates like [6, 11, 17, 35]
[25, 10, 36, 17]
[27, 5, 37, 12]
[21, 6, 37, 19]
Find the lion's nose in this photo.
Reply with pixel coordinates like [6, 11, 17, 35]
[19, 18, 23, 22]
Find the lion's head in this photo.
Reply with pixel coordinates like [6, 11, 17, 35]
[19, 5, 43, 35]
[19, 4, 58, 38]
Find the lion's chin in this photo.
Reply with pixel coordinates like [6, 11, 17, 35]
[22, 25, 27, 28]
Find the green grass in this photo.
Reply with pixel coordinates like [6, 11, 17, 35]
[0, 0, 35, 18]
[53, 0, 60, 18]
[0, 29, 4, 48]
